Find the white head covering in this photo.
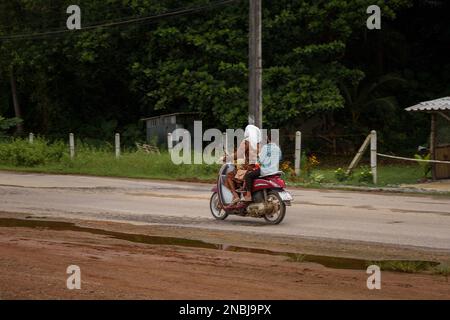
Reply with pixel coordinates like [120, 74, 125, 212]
[244, 125, 261, 150]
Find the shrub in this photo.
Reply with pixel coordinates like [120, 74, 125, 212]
[310, 173, 325, 183]
[304, 154, 320, 177]
[280, 161, 295, 176]
[334, 167, 349, 182]
[0, 138, 66, 167]
[358, 166, 373, 183]
[0, 116, 22, 133]
[414, 153, 432, 179]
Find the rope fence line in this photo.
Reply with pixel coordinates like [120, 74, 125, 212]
[377, 153, 450, 164]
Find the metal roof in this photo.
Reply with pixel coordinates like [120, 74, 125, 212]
[405, 97, 450, 112]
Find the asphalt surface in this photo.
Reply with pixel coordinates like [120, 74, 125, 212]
[0, 171, 449, 250]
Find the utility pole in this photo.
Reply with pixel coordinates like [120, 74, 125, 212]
[248, 0, 262, 128]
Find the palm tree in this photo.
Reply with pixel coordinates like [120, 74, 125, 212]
[339, 74, 407, 125]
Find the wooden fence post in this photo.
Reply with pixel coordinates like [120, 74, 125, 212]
[346, 133, 371, 175]
[370, 130, 377, 184]
[29, 133, 34, 144]
[430, 113, 437, 180]
[69, 133, 75, 159]
[295, 131, 301, 176]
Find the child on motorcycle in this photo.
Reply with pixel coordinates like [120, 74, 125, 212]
[243, 133, 281, 202]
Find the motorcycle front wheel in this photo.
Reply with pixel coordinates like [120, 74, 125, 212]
[210, 192, 228, 220]
[264, 191, 286, 225]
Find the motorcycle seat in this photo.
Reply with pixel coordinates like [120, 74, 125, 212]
[259, 171, 283, 178]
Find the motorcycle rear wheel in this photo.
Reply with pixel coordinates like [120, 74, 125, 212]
[210, 192, 228, 220]
[263, 191, 286, 225]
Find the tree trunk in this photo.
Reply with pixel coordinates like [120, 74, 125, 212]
[9, 66, 23, 134]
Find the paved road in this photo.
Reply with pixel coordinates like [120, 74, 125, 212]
[0, 172, 449, 250]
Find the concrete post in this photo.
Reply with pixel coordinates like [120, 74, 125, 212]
[295, 131, 301, 176]
[370, 130, 377, 184]
[167, 133, 173, 153]
[69, 133, 75, 159]
[115, 133, 121, 158]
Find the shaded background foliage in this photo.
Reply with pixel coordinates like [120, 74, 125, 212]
[0, 0, 449, 154]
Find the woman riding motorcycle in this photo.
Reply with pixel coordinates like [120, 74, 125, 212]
[225, 125, 261, 203]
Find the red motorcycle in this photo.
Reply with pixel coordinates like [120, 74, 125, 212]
[210, 163, 293, 224]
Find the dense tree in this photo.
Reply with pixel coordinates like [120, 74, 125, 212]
[0, 0, 448, 153]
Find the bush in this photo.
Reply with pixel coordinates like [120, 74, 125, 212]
[414, 153, 432, 179]
[358, 166, 373, 183]
[334, 167, 349, 182]
[304, 154, 320, 177]
[310, 173, 325, 183]
[0, 116, 22, 133]
[0, 138, 66, 167]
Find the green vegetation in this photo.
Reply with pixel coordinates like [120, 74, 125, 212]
[368, 260, 438, 273]
[0, 138, 65, 166]
[0, 138, 219, 181]
[288, 165, 422, 187]
[334, 168, 350, 182]
[432, 264, 450, 280]
[0, 116, 22, 135]
[357, 166, 374, 183]
[287, 253, 306, 263]
[0, 1, 449, 156]
[414, 153, 432, 180]
[0, 138, 427, 188]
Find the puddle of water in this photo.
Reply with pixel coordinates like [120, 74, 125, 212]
[0, 218, 217, 250]
[0, 218, 439, 272]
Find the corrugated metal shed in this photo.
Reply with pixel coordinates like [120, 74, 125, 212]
[405, 96, 450, 180]
[141, 112, 200, 145]
[405, 97, 450, 112]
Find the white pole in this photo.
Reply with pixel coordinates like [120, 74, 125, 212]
[370, 130, 377, 184]
[167, 133, 173, 153]
[115, 133, 121, 158]
[69, 133, 75, 159]
[29, 133, 34, 144]
[295, 131, 302, 176]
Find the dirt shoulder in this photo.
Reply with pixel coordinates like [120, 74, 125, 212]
[0, 212, 449, 300]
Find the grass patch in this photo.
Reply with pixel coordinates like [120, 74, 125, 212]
[0, 138, 219, 182]
[287, 253, 306, 263]
[432, 264, 450, 280]
[0, 138, 430, 188]
[367, 260, 438, 273]
[288, 165, 423, 187]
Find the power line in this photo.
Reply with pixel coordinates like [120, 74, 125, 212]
[0, 0, 240, 41]
[0, 2, 175, 33]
